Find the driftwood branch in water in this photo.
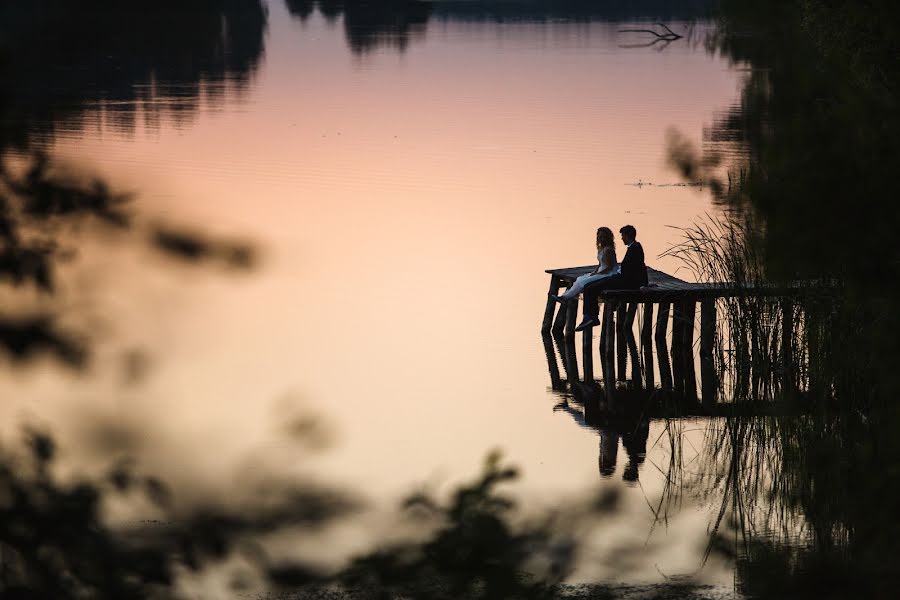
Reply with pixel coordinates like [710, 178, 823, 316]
[618, 22, 683, 41]
[656, 22, 682, 39]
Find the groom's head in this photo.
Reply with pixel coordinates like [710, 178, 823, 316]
[619, 225, 637, 246]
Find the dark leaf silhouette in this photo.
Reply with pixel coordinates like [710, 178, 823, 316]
[0, 316, 87, 368]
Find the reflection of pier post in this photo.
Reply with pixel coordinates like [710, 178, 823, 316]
[700, 299, 718, 405]
[579, 381, 603, 425]
[563, 334, 579, 386]
[542, 332, 564, 391]
[553, 330, 578, 386]
[598, 428, 619, 477]
[655, 302, 673, 390]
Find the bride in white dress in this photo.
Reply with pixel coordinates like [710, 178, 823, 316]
[554, 226, 619, 303]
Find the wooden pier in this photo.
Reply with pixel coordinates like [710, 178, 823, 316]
[541, 265, 836, 408]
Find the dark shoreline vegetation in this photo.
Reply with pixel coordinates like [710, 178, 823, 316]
[2, 0, 900, 598]
[662, 0, 900, 597]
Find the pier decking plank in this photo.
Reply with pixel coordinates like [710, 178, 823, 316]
[545, 265, 836, 301]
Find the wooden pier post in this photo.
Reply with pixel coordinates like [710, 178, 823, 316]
[655, 302, 673, 390]
[626, 329, 641, 386]
[598, 300, 608, 354]
[582, 321, 594, 383]
[641, 302, 653, 346]
[682, 300, 698, 402]
[543, 264, 837, 407]
[616, 302, 627, 381]
[625, 302, 638, 329]
[700, 299, 718, 406]
[737, 331, 751, 399]
[641, 303, 655, 389]
[624, 302, 639, 384]
[671, 301, 686, 396]
[601, 300, 616, 382]
[750, 316, 761, 399]
[552, 286, 569, 333]
[542, 276, 563, 334]
[564, 294, 580, 338]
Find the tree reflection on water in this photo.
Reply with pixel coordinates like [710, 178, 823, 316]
[286, 0, 432, 54]
[0, 0, 265, 368]
[283, 0, 715, 55]
[0, 0, 266, 142]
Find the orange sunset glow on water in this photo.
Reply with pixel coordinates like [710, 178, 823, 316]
[1, 2, 750, 588]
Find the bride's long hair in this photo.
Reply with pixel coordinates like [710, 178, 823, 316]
[596, 226, 615, 251]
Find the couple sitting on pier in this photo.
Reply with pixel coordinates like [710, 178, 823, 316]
[551, 224, 649, 332]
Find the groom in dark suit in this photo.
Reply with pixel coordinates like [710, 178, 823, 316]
[575, 225, 648, 331]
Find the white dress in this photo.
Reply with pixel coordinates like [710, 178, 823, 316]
[562, 247, 620, 299]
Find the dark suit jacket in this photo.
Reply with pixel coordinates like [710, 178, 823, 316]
[620, 241, 648, 288]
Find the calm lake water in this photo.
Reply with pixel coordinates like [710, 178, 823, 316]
[2, 0, 756, 593]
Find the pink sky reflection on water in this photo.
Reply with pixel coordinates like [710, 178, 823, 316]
[3, 8, 746, 585]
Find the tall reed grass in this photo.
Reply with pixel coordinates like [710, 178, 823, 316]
[661, 215, 851, 405]
[655, 216, 895, 596]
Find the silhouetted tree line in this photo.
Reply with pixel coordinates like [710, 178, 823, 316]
[672, 0, 899, 289]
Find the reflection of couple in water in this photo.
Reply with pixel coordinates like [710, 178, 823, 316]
[554, 384, 650, 483]
[550, 224, 649, 331]
[599, 421, 649, 483]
